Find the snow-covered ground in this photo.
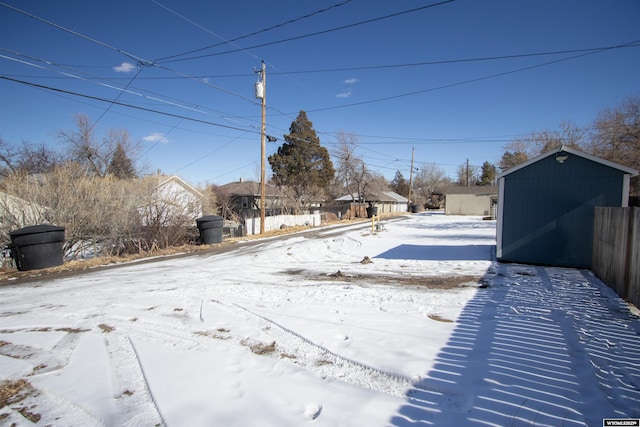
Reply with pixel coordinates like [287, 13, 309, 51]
[0, 213, 638, 426]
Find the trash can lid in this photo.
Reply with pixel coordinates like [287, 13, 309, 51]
[196, 215, 223, 223]
[9, 224, 65, 237]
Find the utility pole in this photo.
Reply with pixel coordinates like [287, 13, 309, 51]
[466, 158, 470, 186]
[255, 61, 267, 234]
[407, 147, 415, 211]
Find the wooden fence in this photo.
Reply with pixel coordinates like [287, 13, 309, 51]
[592, 207, 640, 308]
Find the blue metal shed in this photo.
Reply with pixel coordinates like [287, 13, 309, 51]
[497, 145, 637, 268]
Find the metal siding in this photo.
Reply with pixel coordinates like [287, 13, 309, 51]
[499, 154, 625, 268]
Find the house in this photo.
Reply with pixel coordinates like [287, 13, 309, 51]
[442, 186, 498, 217]
[0, 191, 50, 237]
[378, 191, 410, 214]
[217, 179, 283, 219]
[139, 174, 206, 226]
[335, 190, 408, 217]
[496, 145, 638, 268]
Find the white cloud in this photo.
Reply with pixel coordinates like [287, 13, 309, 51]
[143, 132, 169, 144]
[336, 89, 352, 99]
[344, 78, 359, 84]
[113, 62, 136, 73]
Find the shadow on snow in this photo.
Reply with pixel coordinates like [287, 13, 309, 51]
[389, 264, 640, 427]
[375, 244, 494, 261]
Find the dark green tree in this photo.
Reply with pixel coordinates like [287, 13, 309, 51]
[107, 142, 136, 179]
[268, 111, 335, 209]
[499, 151, 528, 172]
[390, 170, 410, 197]
[479, 161, 497, 185]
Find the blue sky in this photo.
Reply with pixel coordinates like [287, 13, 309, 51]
[1, 0, 639, 186]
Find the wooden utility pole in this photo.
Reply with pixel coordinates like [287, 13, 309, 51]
[407, 147, 414, 211]
[258, 61, 267, 234]
[466, 158, 470, 186]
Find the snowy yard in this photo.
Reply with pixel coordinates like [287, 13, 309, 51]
[0, 213, 638, 426]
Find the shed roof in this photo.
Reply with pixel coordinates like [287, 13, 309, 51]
[440, 185, 497, 195]
[498, 145, 638, 178]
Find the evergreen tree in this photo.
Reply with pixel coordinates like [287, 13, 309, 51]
[499, 151, 528, 172]
[479, 161, 497, 185]
[268, 111, 335, 208]
[107, 142, 136, 179]
[390, 170, 410, 196]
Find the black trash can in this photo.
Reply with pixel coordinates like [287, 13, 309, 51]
[9, 224, 65, 271]
[410, 204, 419, 213]
[196, 215, 224, 244]
[366, 206, 378, 218]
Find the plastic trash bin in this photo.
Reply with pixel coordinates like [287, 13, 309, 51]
[9, 224, 65, 271]
[196, 215, 224, 244]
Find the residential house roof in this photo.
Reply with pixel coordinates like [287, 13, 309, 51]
[156, 175, 205, 200]
[336, 190, 408, 203]
[219, 180, 282, 197]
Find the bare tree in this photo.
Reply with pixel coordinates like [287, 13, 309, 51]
[456, 163, 479, 186]
[333, 132, 371, 202]
[0, 139, 60, 178]
[209, 185, 237, 221]
[0, 163, 139, 256]
[57, 114, 139, 177]
[588, 96, 640, 169]
[500, 121, 586, 170]
[588, 96, 640, 195]
[413, 163, 448, 205]
[0, 137, 16, 178]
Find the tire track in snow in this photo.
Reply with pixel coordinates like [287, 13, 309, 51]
[228, 302, 416, 397]
[227, 301, 473, 409]
[103, 331, 165, 426]
[31, 386, 108, 427]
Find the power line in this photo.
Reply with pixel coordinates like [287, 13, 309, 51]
[154, 0, 353, 62]
[266, 43, 640, 75]
[303, 38, 640, 114]
[0, 2, 256, 105]
[0, 75, 261, 135]
[0, 1, 147, 65]
[157, 0, 455, 63]
[27, 41, 640, 78]
[0, 48, 215, 115]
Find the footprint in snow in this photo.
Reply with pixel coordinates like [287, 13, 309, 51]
[304, 403, 322, 420]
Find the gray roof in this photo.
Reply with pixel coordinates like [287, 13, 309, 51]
[336, 190, 408, 203]
[438, 185, 498, 196]
[219, 180, 282, 197]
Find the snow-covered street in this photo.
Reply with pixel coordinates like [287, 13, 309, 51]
[0, 213, 638, 426]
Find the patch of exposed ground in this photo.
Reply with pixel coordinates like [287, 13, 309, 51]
[241, 339, 277, 355]
[285, 269, 480, 289]
[427, 314, 454, 322]
[0, 379, 36, 409]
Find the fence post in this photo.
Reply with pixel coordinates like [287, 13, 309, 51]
[629, 207, 640, 308]
[623, 208, 633, 298]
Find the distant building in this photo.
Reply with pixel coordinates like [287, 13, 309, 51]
[335, 190, 408, 217]
[442, 186, 498, 217]
[138, 174, 206, 226]
[217, 179, 283, 219]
